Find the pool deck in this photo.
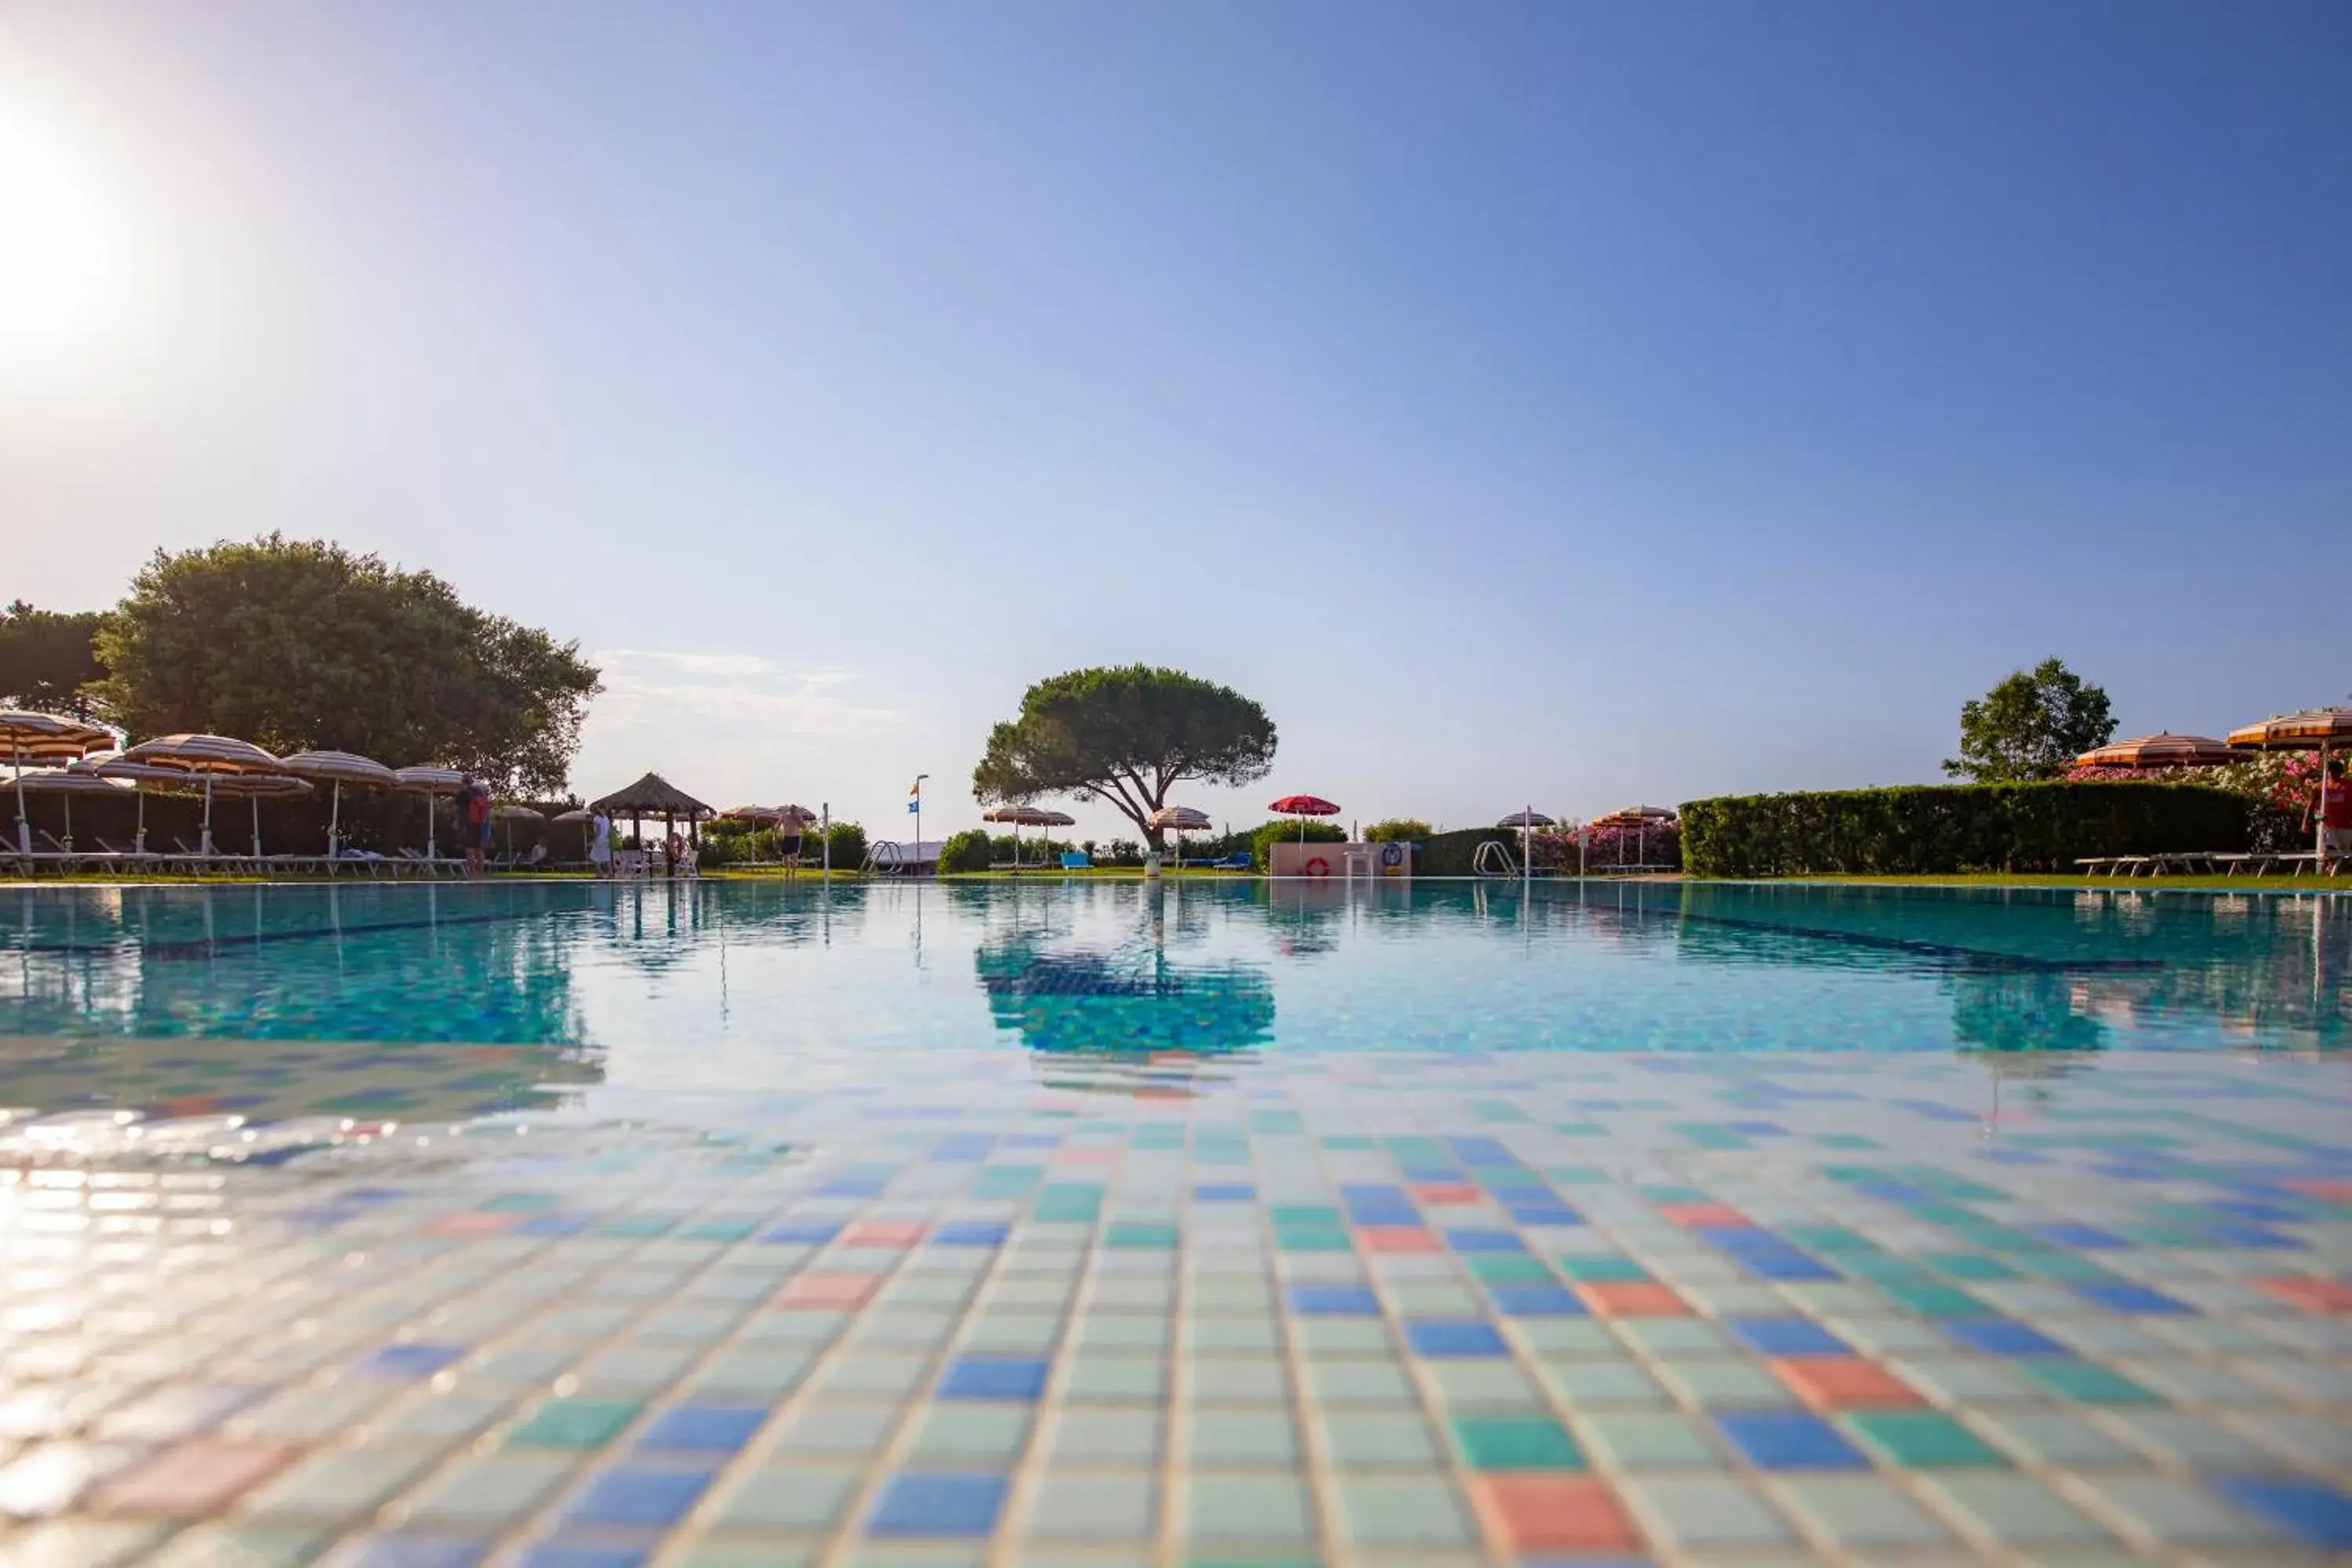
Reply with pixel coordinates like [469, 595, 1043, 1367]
[2, 1046, 2350, 1566]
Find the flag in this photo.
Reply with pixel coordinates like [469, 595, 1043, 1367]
[909, 779, 922, 797]
[908, 800, 920, 814]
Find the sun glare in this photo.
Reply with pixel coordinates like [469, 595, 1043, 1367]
[0, 93, 130, 368]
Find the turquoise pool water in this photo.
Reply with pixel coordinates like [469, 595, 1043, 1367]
[1, 880, 2343, 1128]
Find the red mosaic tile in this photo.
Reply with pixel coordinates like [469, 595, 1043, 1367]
[840, 1221, 925, 1247]
[1474, 1475, 1640, 1554]
[94, 1441, 290, 1515]
[1575, 1282, 1692, 1317]
[2252, 1276, 2352, 1315]
[1357, 1226, 1440, 1253]
[1413, 1183, 1482, 1206]
[421, 1212, 516, 1236]
[1771, 1356, 1926, 1409]
[2285, 1179, 2352, 1204]
[777, 1272, 881, 1308]
[1656, 1202, 1749, 1228]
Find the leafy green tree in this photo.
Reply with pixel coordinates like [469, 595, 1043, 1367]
[974, 666, 1278, 849]
[1943, 658, 2116, 782]
[1363, 818, 1432, 842]
[0, 601, 110, 719]
[94, 536, 601, 793]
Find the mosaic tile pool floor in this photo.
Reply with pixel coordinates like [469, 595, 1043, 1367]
[5, 1047, 2350, 1566]
[3, 880, 2349, 1563]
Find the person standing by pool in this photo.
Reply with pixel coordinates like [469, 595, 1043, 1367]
[459, 779, 492, 880]
[2314, 757, 2352, 873]
[589, 808, 612, 877]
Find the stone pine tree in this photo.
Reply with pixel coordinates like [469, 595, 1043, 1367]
[1943, 657, 2116, 782]
[973, 666, 1277, 850]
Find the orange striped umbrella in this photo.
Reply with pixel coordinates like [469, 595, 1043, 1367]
[2073, 733, 2241, 769]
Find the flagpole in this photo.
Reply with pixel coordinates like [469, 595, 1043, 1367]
[913, 772, 927, 879]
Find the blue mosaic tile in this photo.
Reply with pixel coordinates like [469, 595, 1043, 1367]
[1288, 1283, 1381, 1316]
[937, 1357, 1051, 1401]
[1406, 1319, 1510, 1357]
[2212, 1478, 2352, 1547]
[637, 1405, 766, 1451]
[1713, 1411, 1870, 1471]
[2072, 1283, 2194, 1316]
[1725, 1317, 1849, 1356]
[1944, 1319, 2072, 1357]
[1486, 1283, 1585, 1317]
[561, 1468, 717, 1527]
[358, 1344, 466, 1379]
[868, 1472, 1009, 1537]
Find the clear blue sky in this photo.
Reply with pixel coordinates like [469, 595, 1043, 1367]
[5, 2, 2347, 840]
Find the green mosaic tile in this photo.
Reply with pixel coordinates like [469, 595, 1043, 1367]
[1449, 1414, 1584, 1471]
[1465, 1255, 1554, 1283]
[972, 1166, 1040, 1199]
[1104, 1221, 1179, 1250]
[1877, 1282, 1989, 1318]
[2021, 1359, 2160, 1405]
[505, 1396, 640, 1447]
[1921, 1251, 2017, 1281]
[1034, 1184, 1104, 1222]
[1556, 1254, 1650, 1283]
[1838, 1410, 2009, 1468]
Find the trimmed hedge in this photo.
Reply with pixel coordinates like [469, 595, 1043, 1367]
[1679, 782, 2253, 877]
[1250, 818, 1345, 869]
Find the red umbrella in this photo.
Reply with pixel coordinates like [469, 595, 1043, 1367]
[1269, 793, 1341, 845]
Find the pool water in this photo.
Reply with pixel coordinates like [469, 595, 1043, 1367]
[1, 880, 2347, 1564]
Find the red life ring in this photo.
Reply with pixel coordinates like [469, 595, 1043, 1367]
[1302, 855, 1331, 877]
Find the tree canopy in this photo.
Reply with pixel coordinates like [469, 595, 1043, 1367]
[1943, 657, 2115, 782]
[973, 665, 1277, 848]
[0, 601, 109, 720]
[94, 536, 602, 793]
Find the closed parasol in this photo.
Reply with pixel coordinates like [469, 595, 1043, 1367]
[1269, 793, 1341, 846]
[2228, 708, 2352, 864]
[2074, 734, 2241, 770]
[2, 710, 114, 855]
[395, 766, 468, 861]
[278, 750, 398, 857]
[118, 735, 288, 857]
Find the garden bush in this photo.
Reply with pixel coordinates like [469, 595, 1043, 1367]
[1679, 782, 2253, 877]
[938, 829, 994, 873]
[825, 819, 867, 869]
[1363, 818, 1431, 843]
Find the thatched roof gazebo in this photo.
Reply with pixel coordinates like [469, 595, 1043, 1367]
[590, 772, 717, 852]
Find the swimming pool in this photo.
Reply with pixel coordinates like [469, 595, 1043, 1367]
[2, 880, 2347, 1563]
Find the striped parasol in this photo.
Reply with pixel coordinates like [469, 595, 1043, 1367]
[1150, 804, 1214, 866]
[2, 710, 115, 855]
[118, 735, 288, 857]
[2228, 708, 2352, 863]
[12, 768, 129, 852]
[278, 750, 398, 856]
[2073, 733, 2241, 770]
[205, 771, 316, 858]
[984, 804, 1065, 867]
[78, 756, 201, 853]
